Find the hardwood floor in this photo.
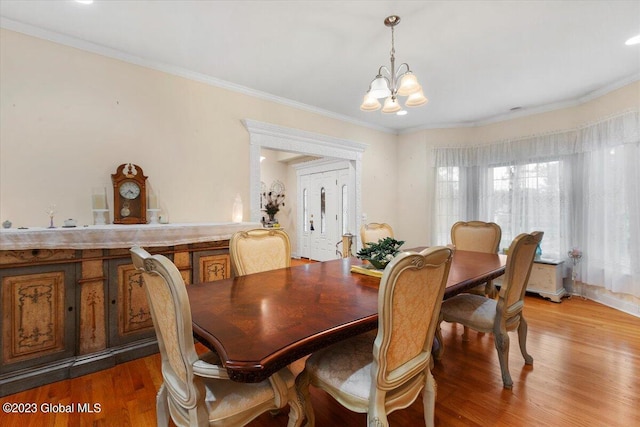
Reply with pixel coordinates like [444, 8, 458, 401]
[1, 295, 638, 426]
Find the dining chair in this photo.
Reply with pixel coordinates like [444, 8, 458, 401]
[436, 231, 544, 389]
[230, 228, 291, 276]
[451, 220, 502, 298]
[229, 228, 308, 376]
[130, 246, 303, 427]
[360, 222, 394, 248]
[296, 246, 453, 427]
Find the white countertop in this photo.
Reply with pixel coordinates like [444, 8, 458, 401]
[0, 222, 262, 250]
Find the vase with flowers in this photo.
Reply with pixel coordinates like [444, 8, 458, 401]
[263, 191, 285, 223]
[356, 237, 405, 270]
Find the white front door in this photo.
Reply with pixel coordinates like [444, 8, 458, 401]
[297, 160, 355, 261]
[308, 170, 339, 261]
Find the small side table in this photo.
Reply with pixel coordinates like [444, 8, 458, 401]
[526, 258, 566, 302]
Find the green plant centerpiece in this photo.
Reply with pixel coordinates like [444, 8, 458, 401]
[356, 237, 405, 270]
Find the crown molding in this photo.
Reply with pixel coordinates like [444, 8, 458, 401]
[0, 18, 396, 135]
[400, 73, 640, 134]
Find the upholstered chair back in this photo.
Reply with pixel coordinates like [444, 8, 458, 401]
[230, 229, 291, 276]
[130, 247, 205, 415]
[500, 231, 544, 311]
[360, 223, 394, 248]
[296, 246, 453, 426]
[374, 247, 453, 388]
[451, 221, 501, 253]
[437, 231, 543, 389]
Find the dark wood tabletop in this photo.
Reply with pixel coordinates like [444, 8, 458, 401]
[186, 250, 506, 382]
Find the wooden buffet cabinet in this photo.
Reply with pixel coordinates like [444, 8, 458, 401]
[0, 222, 259, 396]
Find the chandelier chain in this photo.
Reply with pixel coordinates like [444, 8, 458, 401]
[390, 25, 396, 58]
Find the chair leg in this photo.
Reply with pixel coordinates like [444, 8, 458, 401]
[367, 390, 388, 427]
[493, 330, 513, 389]
[295, 370, 315, 427]
[485, 280, 498, 299]
[422, 369, 436, 427]
[286, 387, 304, 427]
[434, 320, 444, 360]
[462, 326, 470, 341]
[518, 317, 534, 365]
[156, 384, 170, 427]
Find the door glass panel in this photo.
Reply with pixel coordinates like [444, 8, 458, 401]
[341, 184, 348, 234]
[320, 187, 326, 233]
[303, 188, 308, 232]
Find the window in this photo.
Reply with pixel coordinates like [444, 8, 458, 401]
[486, 161, 564, 255]
[436, 160, 565, 257]
[435, 166, 461, 245]
[434, 111, 640, 298]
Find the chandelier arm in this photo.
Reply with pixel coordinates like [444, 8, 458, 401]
[377, 65, 391, 78]
[395, 63, 411, 79]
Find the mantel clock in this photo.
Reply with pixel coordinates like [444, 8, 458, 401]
[111, 163, 148, 224]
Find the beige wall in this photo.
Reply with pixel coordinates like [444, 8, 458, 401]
[396, 80, 640, 248]
[2, 28, 637, 254]
[0, 29, 397, 228]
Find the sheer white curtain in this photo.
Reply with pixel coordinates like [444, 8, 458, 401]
[434, 111, 640, 298]
[574, 113, 640, 297]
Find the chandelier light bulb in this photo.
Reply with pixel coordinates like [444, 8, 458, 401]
[625, 34, 640, 45]
[369, 76, 391, 99]
[397, 73, 421, 96]
[405, 89, 428, 107]
[381, 96, 401, 113]
[360, 93, 382, 111]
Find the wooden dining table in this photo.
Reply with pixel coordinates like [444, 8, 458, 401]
[186, 249, 506, 383]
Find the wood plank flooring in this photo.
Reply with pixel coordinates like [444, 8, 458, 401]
[1, 294, 638, 426]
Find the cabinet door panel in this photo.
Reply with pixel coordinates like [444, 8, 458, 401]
[1, 265, 75, 369]
[108, 259, 155, 346]
[194, 252, 230, 283]
[117, 263, 154, 336]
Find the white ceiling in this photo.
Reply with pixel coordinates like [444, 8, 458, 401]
[1, 1, 639, 133]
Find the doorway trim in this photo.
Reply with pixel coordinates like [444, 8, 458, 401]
[242, 119, 367, 250]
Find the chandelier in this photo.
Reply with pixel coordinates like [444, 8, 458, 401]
[360, 15, 428, 114]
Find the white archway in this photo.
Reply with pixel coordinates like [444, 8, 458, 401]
[242, 119, 367, 256]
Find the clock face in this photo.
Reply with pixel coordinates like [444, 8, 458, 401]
[119, 181, 141, 200]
